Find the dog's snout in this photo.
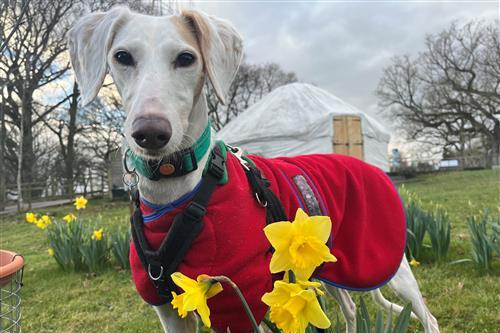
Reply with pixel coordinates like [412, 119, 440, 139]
[131, 117, 172, 150]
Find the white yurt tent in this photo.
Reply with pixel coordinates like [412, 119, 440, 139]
[217, 83, 391, 171]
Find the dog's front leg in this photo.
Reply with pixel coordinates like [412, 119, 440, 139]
[323, 284, 356, 333]
[153, 304, 198, 333]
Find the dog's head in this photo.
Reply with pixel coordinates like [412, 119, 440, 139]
[68, 7, 243, 158]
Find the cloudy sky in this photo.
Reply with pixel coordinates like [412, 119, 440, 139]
[193, 1, 497, 129]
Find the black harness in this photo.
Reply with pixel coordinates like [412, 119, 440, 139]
[130, 144, 287, 302]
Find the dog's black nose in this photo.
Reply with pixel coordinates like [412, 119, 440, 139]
[131, 116, 172, 150]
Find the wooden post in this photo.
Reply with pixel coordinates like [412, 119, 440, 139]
[27, 182, 32, 210]
[101, 174, 105, 197]
[89, 169, 94, 197]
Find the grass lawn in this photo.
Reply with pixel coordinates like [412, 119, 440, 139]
[0, 169, 499, 332]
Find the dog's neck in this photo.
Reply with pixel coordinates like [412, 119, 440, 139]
[137, 94, 213, 205]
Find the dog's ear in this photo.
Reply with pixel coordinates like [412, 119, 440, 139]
[181, 10, 243, 105]
[67, 7, 130, 106]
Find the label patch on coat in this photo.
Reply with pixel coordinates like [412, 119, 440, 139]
[292, 175, 322, 216]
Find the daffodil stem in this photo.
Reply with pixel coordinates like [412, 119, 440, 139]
[209, 275, 262, 333]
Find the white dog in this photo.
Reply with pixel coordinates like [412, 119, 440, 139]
[68, 7, 439, 333]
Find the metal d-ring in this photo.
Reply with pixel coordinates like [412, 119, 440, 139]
[123, 149, 135, 174]
[122, 149, 139, 189]
[255, 192, 268, 207]
[148, 264, 164, 281]
[122, 172, 139, 189]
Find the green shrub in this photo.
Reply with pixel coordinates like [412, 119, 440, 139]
[355, 297, 412, 333]
[46, 221, 111, 273]
[425, 207, 451, 262]
[47, 220, 85, 271]
[110, 229, 131, 269]
[400, 187, 452, 263]
[490, 219, 500, 257]
[404, 199, 427, 260]
[80, 228, 109, 273]
[467, 211, 497, 271]
[400, 187, 428, 261]
[27, 205, 130, 274]
[46, 221, 131, 273]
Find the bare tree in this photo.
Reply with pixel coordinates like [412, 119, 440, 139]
[80, 95, 124, 170]
[377, 20, 500, 166]
[36, 81, 83, 197]
[207, 62, 298, 131]
[0, 1, 293, 209]
[1, 0, 82, 208]
[0, 0, 162, 209]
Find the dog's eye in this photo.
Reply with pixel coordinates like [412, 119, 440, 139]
[114, 51, 134, 66]
[175, 52, 196, 68]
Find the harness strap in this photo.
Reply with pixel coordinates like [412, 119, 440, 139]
[131, 144, 225, 301]
[131, 144, 285, 302]
[227, 146, 288, 224]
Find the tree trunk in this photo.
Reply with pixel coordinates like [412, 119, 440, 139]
[491, 124, 500, 168]
[17, 104, 24, 212]
[18, 56, 34, 210]
[64, 82, 79, 198]
[21, 94, 34, 205]
[89, 168, 93, 196]
[107, 158, 113, 199]
[0, 102, 6, 210]
[459, 131, 466, 169]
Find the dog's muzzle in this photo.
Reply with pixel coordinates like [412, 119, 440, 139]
[131, 116, 172, 150]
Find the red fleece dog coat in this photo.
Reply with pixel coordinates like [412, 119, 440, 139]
[129, 152, 406, 333]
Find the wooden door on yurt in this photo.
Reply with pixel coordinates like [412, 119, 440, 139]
[332, 115, 364, 160]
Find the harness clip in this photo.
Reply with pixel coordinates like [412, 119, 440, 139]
[208, 148, 225, 179]
[227, 145, 250, 171]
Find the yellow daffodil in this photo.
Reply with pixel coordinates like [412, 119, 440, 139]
[74, 196, 88, 210]
[262, 280, 330, 333]
[264, 208, 337, 280]
[91, 228, 104, 241]
[25, 212, 37, 223]
[409, 258, 420, 267]
[63, 213, 77, 223]
[171, 292, 188, 318]
[48, 248, 55, 257]
[170, 272, 223, 328]
[35, 215, 52, 229]
[284, 274, 325, 296]
[36, 219, 47, 229]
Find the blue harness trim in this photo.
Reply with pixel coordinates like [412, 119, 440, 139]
[141, 180, 203, 222]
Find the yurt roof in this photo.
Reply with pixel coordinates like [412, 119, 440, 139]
[217, 83, 390, 145]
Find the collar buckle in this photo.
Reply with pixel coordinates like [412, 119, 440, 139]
[183, 147, 198, 173]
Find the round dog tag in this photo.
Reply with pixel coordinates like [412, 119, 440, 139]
[160, 163, 175, 176]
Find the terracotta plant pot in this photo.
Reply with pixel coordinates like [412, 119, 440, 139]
[0, 250, 24, 287]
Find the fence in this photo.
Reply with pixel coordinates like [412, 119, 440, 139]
[0, 172, 110, 212]
[390, 153, 492, 175]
